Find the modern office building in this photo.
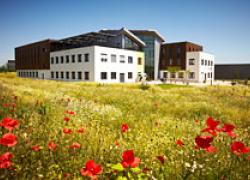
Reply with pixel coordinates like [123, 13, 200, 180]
[100, 29, 165, 80]
[15, 29, 145, 83]
[159, 42, 214, 83]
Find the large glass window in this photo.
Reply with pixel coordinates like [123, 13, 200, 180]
[85, 72, 89, 80]
[111, 72, 116, 79]
[84, 53, 89, 62]
[128, 56, 133, 64]
[120, 55, 125, 63]
[111, 54, 116, 63]
[101, 72, 107, 80]
[189, 72, 195, 79]
[128, 72, 133, 79]
[101, 54, 108, 62]
[78, 54, 82, 62]
[189, 59, 195, 65]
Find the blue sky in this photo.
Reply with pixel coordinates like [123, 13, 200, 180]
[0, 0, 250, 66]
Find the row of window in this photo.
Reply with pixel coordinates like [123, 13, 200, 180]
[51, 53, 90, 64]
[51, 71, 89, 80]
[163, 72, 194, 79]
[101, 54, 142, 65]
[18, 71, 38, 78]
[100, 72, 133, 80]
[189, 59, 213, 66]
[163, 72, 213, 79]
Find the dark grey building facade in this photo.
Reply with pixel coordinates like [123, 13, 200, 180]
[215, 64, 250, 80]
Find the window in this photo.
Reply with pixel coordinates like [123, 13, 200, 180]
[85, 72, 89, 80]
[61, 72, 64, 79]
[78, 72, 82, 79]
[208, 60, 210, 66]
[78, 54, 82, 62]
[120, 55, 125, 63]
[169, 58, 173, 65]
[138, 57, 142, 65]
[84, 53, 89, 62]
[101, 54, 108, 62]
[32, 72, 35, 77]
[111, 72, 116, 79]
[189, 58, 195, 65]
[36, 72, 38, 77]
[56, 72, 59, 79]
[66, 72, 69, 79]
[66, 55, 69, 63]
[128, 56, 133, 64]
[56, 57, 59, 64]
[205, 60, 207, 66]
[51, 57, 54, 64]
[178, 72, 184, 78]
[201, 59, 204, 65]
[72, 72, 75, 79]
[208, 72, 210, 78]
[189, 72, 195, 79]
[171, 72, 176, 78]
[51, 72, 54, 79]
[128, 72, 133, 79]
[72, 55, 75, 63]
[61, 56, 64, 64]
[163, 72, 168, 78]
[177, 58, 181, 65]
[111, 54, 116, 63]
[177, 47, 181, 54]
[101, 72, 107, 80]
[211, 61, 213, 66]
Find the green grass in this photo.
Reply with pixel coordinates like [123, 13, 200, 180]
[0, 72, 249, 179]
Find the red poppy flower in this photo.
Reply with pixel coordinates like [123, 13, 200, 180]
[195, 135, 213, 149]
[31, 145, 42, 151]
[65, 110, 75, 115]
[64, 117, 70, 122]
[121, 123, 128, 133]
[205, 146, 217, 153]
[201, 117, 220, 136]
[2, 103, 9, 108]
[221, 123, 236, 138]
[156, 155, 165, 164]
[77, 127, 85, 133]
[121, 150, 140, 168]
[0, 133, 17, 147]
[231, 141, 249, 155]
[0, 117, 19, 131]
[80, 160, 102, 180]
[0, 152, 13, 169]
[176, 139, 184, 147]
[70, 142, 81, 149]
[63, 128, 72, 134]
[48, 141, 57, 151]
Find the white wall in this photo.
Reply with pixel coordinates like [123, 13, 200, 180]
[94, 46, 138, 83]
[187, 52, 215, 83]
[50, 46, 95, 81]
[154, 39, 161, 80]
[49, 46, 143, 83]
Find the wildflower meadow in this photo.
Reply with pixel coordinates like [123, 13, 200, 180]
[0, 73, 249, 179]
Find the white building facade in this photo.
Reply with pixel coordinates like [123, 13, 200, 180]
[49, 46, 145, 83]
[159, 51, 214, 83]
